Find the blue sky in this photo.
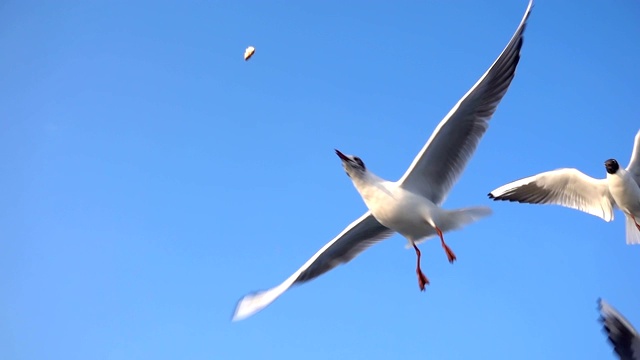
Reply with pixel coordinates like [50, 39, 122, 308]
[2, 1, 640, 359]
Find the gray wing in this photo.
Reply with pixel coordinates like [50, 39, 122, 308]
[599, 299, 640, 360]
[232, 212, 395, 321]
[398, 0, 532, 205]
[488, 168, 614, 222]
[625, 130, 640, 185]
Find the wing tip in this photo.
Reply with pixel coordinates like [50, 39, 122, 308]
[598, 298, 639, 334]
[597, 297, 607, 315]
[230, 289, 272, 322]
[231, 294, 255, 322]
[487, 189, 517, 202]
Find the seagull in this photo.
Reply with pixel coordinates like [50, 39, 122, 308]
[232, 0, 532, 321]
[598, 299, 640, 360]
[488, 129, 640, 245]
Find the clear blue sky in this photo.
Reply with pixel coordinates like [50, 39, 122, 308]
[2, 1, 639, 359]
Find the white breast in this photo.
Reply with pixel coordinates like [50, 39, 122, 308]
[608, 170, 640, 216]
[361, 183, 439, 240]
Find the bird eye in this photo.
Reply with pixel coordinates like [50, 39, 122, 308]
[354, 157, 365, 169]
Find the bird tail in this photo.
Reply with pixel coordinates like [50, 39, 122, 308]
[439, 206, 493, 232]
[411, 206, 492, 246]
[624, 214, 640, 245]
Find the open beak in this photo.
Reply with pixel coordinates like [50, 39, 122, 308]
[335, 149, 350, 162]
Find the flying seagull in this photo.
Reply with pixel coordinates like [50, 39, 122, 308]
[599, 299, 640, 360]
[232, 0, 532, 321]
[488, 129, 640, 245]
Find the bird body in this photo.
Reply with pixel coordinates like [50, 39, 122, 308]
[608, 166, 640, 245]
[342, 158, 491, 244]
[373, 189, 442, 243]
[607, 168, 640, 220]
[347, 171, 436, 241]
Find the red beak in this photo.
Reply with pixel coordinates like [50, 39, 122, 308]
[335, 149, 350, 162]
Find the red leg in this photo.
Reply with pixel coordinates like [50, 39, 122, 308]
[633, 215, 640, 232]
[435, 226, 457, 263]
[412, 243, 429, 291]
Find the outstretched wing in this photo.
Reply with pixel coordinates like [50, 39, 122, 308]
[399, 0, 532, 205]
[232, 212, 395, 321]
[599, 299, 640, 360]
[489, 168, 614, 222]
[625, 130, 640, 185]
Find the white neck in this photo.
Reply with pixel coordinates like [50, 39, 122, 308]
[349, 170, 395, 206]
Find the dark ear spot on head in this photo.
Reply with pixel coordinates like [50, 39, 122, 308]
[353, 157, 365, 170]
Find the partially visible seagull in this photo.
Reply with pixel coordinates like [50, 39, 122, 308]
[232, 0, 532, 321]
[599, 299, 640, 360]
[488, 129, 640, 245]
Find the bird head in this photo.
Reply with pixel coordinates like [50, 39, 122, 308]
[335, 149, 367, 179]
[604, 159, 620, 175]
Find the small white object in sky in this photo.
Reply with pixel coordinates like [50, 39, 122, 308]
[489, 129, 640, 245]
[232, 0, 533, 321]
[244, 46, 255, 61]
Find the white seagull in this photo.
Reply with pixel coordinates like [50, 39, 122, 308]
[232, 0, 532, 321]
[599, 299, 640, 360]
[488, 129, 640, 245]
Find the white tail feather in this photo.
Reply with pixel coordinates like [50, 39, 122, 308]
[411, 206, 492, 246]
[625, 215, 640, 245]
[440, 206, 493, 231]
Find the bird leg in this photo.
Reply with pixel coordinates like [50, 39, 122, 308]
[412, 243, 429, 291]
[633, 215, 640, 232]
[435, 226, 457, 263]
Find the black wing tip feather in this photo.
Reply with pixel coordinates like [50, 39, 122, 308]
[488, 193, 516, 201]
[487, 179, 551, 204]
[598, 299, 639, 360]
[504, 0, 530, 67]
[486, 193, 517, 202]
[480, 9, 528, 110]
[487, 192, 523, 203]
